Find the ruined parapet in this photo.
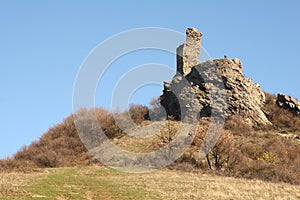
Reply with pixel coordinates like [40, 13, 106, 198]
[177, 28, 202, 76]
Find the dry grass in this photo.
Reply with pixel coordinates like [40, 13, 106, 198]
[0, 169, 47, 197]
[1, 166, 300, 200]
[125, 170, 300, 200]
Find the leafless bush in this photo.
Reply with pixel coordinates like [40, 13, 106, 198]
[263, 92, 300, 131]
[129, 104, 149, 125]
[224, 115, 253, 135]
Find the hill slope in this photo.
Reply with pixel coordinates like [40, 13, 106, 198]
[1, 100, 300, 185]
[1, 166, 300, 200]
[1, 28, 300, 187]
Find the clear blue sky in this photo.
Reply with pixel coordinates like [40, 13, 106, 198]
[1, 1, 300, 158]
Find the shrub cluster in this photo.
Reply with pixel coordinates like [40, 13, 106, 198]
[178, 117, 300, 185]
[263, 92, 300, 131]
[1, 98, 300, 186]
[11, 115, 92, 169]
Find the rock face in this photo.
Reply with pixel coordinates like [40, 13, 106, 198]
[276, 94, 300, 115]
[160, 28, 272, 126]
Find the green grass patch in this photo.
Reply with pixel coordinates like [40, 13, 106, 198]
[1, 167, 159, 200]
[2, 166, 300, 200]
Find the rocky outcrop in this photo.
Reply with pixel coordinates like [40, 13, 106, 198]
[160, 28, 272, 126]
[276, 94, 300, 115]
[222, 59, 270, 125]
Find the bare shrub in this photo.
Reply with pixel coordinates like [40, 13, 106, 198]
[263, 92, 300, 131]
[237, 132, 300, 184]
[210, 132, 243, 171]
[189, 119, 243, 172]
[129, 104, 149, 124]
[224, 115, 253, 135]
[11, 114, 93, 169]
[2, 99, 300, 186]
[0, 158, 34, 172]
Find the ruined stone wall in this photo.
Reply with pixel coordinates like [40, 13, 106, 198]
[161, 27, 272, 126]
[176, 28, 202, 76]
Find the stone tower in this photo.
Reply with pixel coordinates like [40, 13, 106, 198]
[161, 27, 272, 126]
[176, 27, 202, 76]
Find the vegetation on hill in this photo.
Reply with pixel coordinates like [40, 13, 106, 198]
[0, 93, 300, 185]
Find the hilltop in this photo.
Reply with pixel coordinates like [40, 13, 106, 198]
[1, 28, 300, 188]
[160, 27, 270, 126]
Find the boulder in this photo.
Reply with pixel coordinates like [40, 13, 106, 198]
[276, 93, 300, 115]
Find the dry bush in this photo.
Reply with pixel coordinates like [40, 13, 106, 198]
[177, 151, 199, 167]
[224, 115, 253, 135]
[0, 106, 146, 171]
[179, 117, 300, 185]
[237, 133, 300, 185]
[129, 104, 149, 124]
[199, 130, 244, 172]
[0, 158, 34, 172]
[7, 114, 94, 170]
[1, 100, 300, 186]
[209, 131, 243, 171]
[76, 107, 121, 145]
[96, 108, 124, 139]
[157, 120, 179, 144]
[183, 119, 244, 172]
[263, 92, 300, 131]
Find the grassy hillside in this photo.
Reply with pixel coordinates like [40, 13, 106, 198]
[1, 166, 300, 200]
[0, 94, 300, 187]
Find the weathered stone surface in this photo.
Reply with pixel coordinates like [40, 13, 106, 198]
[177, 28, 202, 76]
[210, 59, 270, 126]
[276, 93, 300, 115]
[160, 27, 272, 126]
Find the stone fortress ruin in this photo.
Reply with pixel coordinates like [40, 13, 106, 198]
[160, 28, 272, 126]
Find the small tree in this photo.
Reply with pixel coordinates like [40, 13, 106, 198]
[129, 104, 149, 124]
[195, 124, 240, 171]
[157, 117, 178, 144]
[209, 132, 237, 170]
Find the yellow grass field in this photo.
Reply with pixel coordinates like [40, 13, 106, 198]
[1, 166, 300, 200]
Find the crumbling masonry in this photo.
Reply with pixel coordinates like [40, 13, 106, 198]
[160, 28, 272, 126]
